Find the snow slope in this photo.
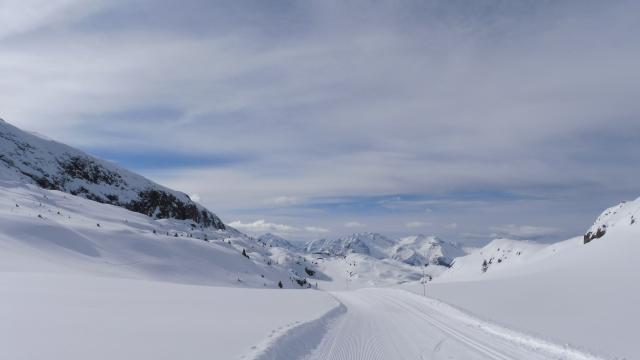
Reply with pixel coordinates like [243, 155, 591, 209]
[310, 252, 424, 290]
[305, 232, 396, 259]
[305, 232, 464, 268]
[0, 180, 303, 287]
[390, 234, 466, 267]
[584, 196, 640, 243]
[0, 273, 337, 360]
[0, 119, 224, 229]
[399, 198, 640, 359]
[257, 233, 299, 250]
[0, 181, 339, 359]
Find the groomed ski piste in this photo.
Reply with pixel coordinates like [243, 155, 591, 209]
[1, 178, 638, 359]
[247, 288, 607, 360]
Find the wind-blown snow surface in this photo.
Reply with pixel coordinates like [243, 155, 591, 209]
[401, 200, 640, 359]
[0, 181, 337, 359]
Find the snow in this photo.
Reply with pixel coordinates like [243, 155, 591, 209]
[0, 181, 338, 359]
[585, 196, 640, 243]
[257, 233, 299, 250]
[305, 232, 464, 268]
[398, 202, 640, 359]
[0, 273, 337, 360]
[390, 234, 466, 266]
[303, 288, 604, 360]
[305, 232, 395, 259]
[311, 252, 425, 290]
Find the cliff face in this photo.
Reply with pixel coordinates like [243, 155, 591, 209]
[0, 119, 224, 229]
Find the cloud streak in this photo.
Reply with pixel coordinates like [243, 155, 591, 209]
[228, 219, 329, 237]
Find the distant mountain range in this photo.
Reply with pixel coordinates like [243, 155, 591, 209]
[303, 232, 465, 268]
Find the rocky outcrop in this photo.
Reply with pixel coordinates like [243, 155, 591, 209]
[584, 227, 606, 244]
[584, 199, 640, 244]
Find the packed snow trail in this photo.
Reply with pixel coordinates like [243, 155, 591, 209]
[303, 288, 605, 360]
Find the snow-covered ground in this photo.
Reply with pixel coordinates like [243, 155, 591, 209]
[303, 288, 604, 360]
[0, 181, 338, 359]
[399, 209, 640, 359]
[0, 273, 337, 360]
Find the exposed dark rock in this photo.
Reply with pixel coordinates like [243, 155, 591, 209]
[126, 190, 224, 229]
[584, 226, 606, 244]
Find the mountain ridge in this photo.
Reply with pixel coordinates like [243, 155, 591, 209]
[0, 119, 225, 229]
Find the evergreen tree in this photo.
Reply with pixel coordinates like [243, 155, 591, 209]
[278, 281, 283, 289]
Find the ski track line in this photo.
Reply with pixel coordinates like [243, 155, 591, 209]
[245, 288, 613, 360]
[310, 293, 385, 360]
[380, 293, 515, 360]
[394, 290, 610, 360]
[242, 299, 347, 360]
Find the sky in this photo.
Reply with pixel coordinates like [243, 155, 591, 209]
[1, 0, 639, 244]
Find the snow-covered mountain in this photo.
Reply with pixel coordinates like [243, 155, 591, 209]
[304, 232, 464, 268]
[584, 196, 640, 244]
[305, 232, 396, 259]
[437, 237, 551, 281]
[390, 235, 465, 267]
[412, 197, 640, 359]
[0, 119, 224, 229]
[257, 233, 298, 250]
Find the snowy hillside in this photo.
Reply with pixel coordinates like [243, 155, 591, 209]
[0, 119, 224, 229]
[390, 235, 466, 267]
[0, 180, 311, 288]
[310, 252, 424, 290]
[584, 196, 640, 244]
[437, 238, 550, 281]
[305, 232, 464, 270]
[0, 180, 342, 359]
[305, 232, 395, 258]
[257, 233, 299, 250]
[399, 199, 640, 359]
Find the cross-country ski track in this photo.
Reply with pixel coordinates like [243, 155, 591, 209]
[249, 288, 607, 360]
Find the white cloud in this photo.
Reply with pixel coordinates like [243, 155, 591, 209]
[444, 223, 458, 230]
[344, 221, 365, 228]
[228, 219, 328, 236]
[189, 193, 201, 203]
[0, 0, 106, 39]
[228, 219, 296, 233]
[489, 224, 558, 239]
[265, 196, 300, 206]
[405, 221, 430, 228]
[304, 226, 330, 233]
